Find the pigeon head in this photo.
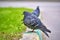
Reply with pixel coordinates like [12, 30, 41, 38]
[23, 11, 31, 16]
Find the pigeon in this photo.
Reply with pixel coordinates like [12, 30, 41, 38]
[23, 6, 51, 37]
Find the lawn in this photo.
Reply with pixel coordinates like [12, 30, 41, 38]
[0, 7, 33, 40]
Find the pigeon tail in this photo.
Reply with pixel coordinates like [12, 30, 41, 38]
[43, 31, 49, 37]
[46, 29, 51, 33]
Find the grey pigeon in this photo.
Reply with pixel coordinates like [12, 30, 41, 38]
[23, 6, 51, 37]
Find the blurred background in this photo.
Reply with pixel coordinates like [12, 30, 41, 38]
[0, 0, 60, 40]
[0, 0, 60, 2]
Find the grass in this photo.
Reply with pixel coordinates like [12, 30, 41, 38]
[0, 7, 33, 40]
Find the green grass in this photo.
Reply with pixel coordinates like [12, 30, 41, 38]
[0, 7, 33, 40]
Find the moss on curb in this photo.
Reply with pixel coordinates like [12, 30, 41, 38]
[0, 7, 33, 40]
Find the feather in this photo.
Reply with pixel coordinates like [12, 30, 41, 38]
[32, 6, 40, 17]
[23, 6, 51, 37]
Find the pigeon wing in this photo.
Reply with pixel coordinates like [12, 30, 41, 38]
[32, 6, 40, 17]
